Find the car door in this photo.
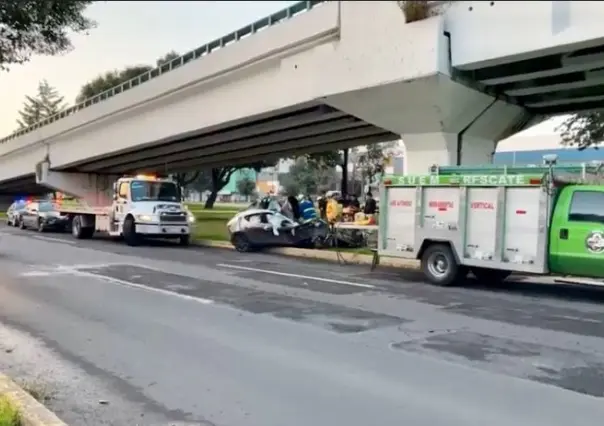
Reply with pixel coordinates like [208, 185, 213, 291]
[273, 214, 298, 246]
[549, 187, 604, 278]
[6, 203, 15, 224]
[24, 202, 38, 227]
[242, 213, 271, 246]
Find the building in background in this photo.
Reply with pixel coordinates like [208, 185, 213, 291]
[494, 133, 604, 165]
[387, 133, 604, 175]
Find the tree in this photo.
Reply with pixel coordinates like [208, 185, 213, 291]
[0, 1, 95, 71]
[304, 149, 350, 194]
[237, 177, 256, 199]
[75, 50, 180, 103]
[17, 80, 66, 128]
[557, 112, 604, 150]
[205, 162, 275, 209]
[156, 51, 180, 67]
[356, 141, 399, 187]
[76, 65, 153, 103]
[279, 157, 337, 196]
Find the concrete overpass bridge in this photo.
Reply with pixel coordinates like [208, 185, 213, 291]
[0, 0, 603, 197]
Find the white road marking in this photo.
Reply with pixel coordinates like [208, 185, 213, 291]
[216, 263, 376, 289]
[21, 264, 215, 306]
[32, 235, 75, 245]
[67, 266, 214, 305]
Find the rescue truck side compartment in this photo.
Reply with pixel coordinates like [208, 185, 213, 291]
[379, 175, 551, 275]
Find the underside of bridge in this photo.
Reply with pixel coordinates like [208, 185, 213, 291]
[62, 104, 397, 176]
[456, 44, 604, 115]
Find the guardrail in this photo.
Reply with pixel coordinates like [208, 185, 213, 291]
[0, 0, 327, 144]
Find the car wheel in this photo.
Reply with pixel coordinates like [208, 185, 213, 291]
[19, 218, 26, 230]
[37, 218, 45, 233]
[232, 233, 252, 253]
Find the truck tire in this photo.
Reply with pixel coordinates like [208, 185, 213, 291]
[421, 244, 463, 286]
[179, 234, 190, 246]
[72, 215, 93, 239]
[123, 216, 139, 246]
[472, 267, 511, 284]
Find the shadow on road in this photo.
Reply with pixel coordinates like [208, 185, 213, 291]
[463, 276, 604, 304]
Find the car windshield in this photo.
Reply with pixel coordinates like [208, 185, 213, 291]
[130, 180, 179, 202]
[38, 202, 54, 212]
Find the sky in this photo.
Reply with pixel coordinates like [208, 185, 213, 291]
[0, 1, 296, 136]
[0, 0, 562, 139]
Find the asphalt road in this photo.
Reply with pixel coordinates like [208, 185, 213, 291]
[0, 225, 604, 425]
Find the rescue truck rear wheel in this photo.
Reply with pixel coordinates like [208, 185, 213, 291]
[421, 244, 463, 286]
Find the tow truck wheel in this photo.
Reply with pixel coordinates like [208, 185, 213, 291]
[179, 235, 190, 246]
[19, 218, 26, 230]
[421, 244, 463, 286]
[123, 216, 139, 246]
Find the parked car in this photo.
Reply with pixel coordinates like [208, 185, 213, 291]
[19, 201, 69, 232]
[226, 208, 329, 252]
[6, 200, 27, 227]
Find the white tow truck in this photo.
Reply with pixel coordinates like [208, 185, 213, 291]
[379, 156, 604, 287]
[35, 160, 193, 246]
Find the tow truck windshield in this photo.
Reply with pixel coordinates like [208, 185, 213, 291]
[130, 180, 179, 202]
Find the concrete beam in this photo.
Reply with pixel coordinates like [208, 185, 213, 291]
[113, 128, 392, 174]
[103, 119, 372, 173]
[76, 108, 347, 172]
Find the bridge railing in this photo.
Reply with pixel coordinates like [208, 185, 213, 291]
[1, 0, 327, 144]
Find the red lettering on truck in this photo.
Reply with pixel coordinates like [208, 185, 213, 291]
[428, 201, 454, 211]
[390, 200, 412, 207]
[471, 202, 495, 210]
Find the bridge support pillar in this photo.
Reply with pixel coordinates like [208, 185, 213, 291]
[402, 132, 497, 175]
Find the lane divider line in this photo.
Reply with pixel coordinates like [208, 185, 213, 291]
[216, 263, 376, 289]
[69, 269, 215, 305]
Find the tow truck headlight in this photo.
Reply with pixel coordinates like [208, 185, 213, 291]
[136, 214, 153, 222]
[187, 212, 196, 223]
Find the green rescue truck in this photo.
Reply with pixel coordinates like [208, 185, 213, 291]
[378, 155, 604, 286]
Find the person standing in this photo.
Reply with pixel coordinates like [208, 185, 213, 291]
[363, 192, 377, 215]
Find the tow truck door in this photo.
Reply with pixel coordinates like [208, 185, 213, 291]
[549, 186, 604, 278]
[114, 182, 130, 225]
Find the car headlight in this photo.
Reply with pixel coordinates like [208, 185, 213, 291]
[136, 214, 154, 222]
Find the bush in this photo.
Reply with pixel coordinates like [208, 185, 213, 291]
[399, 1, 431, 23]
[0, 395, 20, 426]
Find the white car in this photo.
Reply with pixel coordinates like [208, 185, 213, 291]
[226, 208, 329, 252]
[6, 200, 27, 227]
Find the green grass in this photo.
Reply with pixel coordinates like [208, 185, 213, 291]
[192, 215, 231, 242]
[185, 202, 246, 212]
[0, 396, 20, 426]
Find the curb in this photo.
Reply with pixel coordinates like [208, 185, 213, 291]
[193, 240, 420, 270]
[0, 219, 419, 270]
[0, 374, 66, 426]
